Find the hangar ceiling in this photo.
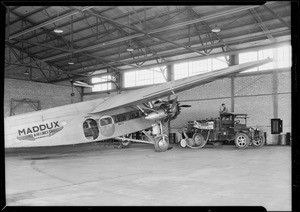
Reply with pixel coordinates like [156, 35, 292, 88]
[4, 2, 291, 84]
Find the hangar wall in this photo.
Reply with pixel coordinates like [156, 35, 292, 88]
[171, 69, 291, 144]
[4, 68, 291, 145]
[4, 78, 81, 117]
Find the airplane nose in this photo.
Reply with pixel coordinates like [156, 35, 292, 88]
[145, 109, 166, 121]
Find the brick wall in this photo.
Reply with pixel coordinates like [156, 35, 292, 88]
[171, 69, 291, 144]
[4, 78, 81, 117]
[5, 68, 290, 145]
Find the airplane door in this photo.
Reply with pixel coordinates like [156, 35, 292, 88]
[99, 115, 115, 137]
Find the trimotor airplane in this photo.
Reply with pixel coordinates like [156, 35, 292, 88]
[4, 58, 272, 152]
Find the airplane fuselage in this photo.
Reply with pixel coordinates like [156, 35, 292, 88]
[4, 99, 153, 148]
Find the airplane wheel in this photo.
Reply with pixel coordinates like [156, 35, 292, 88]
[252, 135, 265, 147]
[180, 139, 187, 148]
[234, 132, 250, 149]
[154, 136, 169, 152]
[120, 140, 131, 148]
[120, 134, 132, 148]
[193, 133, 206, 148]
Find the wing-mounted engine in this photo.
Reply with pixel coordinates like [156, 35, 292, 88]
[143, 96, 191, 122]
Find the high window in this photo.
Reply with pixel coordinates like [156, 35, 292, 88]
[124, 66, 167, 88]
[239, 45, 291, 72]
[174, 56, 228, 80]
[91, 75, 112, 92]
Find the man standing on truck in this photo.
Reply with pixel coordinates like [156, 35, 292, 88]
[219, 103, 228, 114]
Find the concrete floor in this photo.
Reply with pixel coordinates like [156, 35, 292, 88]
[5, 142, 291, 210]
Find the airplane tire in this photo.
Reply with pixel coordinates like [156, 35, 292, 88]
[234, 132, 250, 149]
[120, 134, 132, 148]
[154, 136, 169, 152]
[252, 135, 265, 147]
[193, 133, 206, 148]
[120, 140, 131, 148]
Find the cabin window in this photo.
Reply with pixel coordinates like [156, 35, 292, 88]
[114, 114, 127, 123]
[100, 117, 113, 126]
[128, 111, 140, 120]
[83, 119, 99, 140]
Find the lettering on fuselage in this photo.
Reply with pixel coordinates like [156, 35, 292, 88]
[17, 121, 63, 141]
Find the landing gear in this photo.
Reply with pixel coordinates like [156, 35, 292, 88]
[154, 135, 169, 152]
[119, 134, 132, 148]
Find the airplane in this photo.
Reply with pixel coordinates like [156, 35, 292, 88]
[4, 58, 272, 152]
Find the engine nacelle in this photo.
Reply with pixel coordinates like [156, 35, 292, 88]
[145, 109, 166, 121]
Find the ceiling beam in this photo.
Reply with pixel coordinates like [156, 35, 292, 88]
[250, 8, 275, 42]
[50, 28, 290, 82]
[57, 40, 291, 84]
[37, 5, 263, 64]
[263, 4, 291, 29]
[86, 9, 210, 63]
[13, 7, 152, 52]
[7, 6, 94, 40]
[5, 42, 89, 77]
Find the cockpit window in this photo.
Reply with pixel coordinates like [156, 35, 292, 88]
[100, 117, 113, 126]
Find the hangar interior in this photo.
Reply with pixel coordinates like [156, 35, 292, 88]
[3, 2, 293, 210]
[4, 2, 291, 143]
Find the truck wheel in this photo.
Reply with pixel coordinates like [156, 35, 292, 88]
[252, 136, 265, 147]
[193, 133, 206, 148]
[234, 132, 250, 149]
[186, 138, 195, 147]
[154, 136, 169, 152]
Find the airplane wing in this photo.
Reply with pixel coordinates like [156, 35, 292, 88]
[90, 58, 272, 114]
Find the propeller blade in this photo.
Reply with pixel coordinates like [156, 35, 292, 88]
[170, 96, 178, 110]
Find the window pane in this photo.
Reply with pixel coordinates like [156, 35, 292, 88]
[124, 66, 167, 88]
[276, 45, 291, 68]
[124, 71, 136, 87]
[174, 62, 189, 80]
[258, 48, 274, 70]
[239, 52, 258, 72]
[212, 57, 228, 70]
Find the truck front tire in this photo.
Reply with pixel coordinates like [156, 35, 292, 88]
[234, 132, 250, 149]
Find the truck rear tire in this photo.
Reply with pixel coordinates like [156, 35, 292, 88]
[193, 133, 206, 148]
[234, 132, 250, 149]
